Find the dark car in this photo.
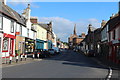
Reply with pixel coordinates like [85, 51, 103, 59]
[87, 50, 95, 57]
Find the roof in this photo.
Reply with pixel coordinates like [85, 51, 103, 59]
[0, 3, 26, 26]
[38, 23, 50, 31]
[108, 15, 120, 31]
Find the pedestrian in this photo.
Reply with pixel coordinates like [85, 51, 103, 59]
[15, 53, 19, 63]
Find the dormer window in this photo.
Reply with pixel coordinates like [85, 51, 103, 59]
[0, 16, 3, 30]
[11, 21, 14, 33]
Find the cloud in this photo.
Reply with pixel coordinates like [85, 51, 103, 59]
[7, 1, 40, 8]
[38, 17, 100, 42]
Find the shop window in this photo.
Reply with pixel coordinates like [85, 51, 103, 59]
[116, 46, 120, 59]
[3, 38, 9, 52]
[0, 16, 3, 30]
[11, 21, 14, 33]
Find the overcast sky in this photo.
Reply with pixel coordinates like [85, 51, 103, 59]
[7, 2, 119, 42]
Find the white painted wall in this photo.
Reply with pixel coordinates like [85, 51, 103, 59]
[29, 30, 34, 39]
[3, 17, 15, 35]
[22, 26, 27, 37]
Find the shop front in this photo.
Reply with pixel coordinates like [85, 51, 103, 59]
[25, 37, 35, 54]
[15, 36, 25, 55]
[2, 33, 16, 63]
[36, 39, 44, 50]
[109, 40, 120, 64]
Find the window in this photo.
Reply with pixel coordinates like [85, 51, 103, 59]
[0, 16, 3, 30]
[27, 29, 29, 37]
[11, 21, 14, 33]
[3, 38, 9, 51]
[20, 26, 22, 35]
[113, 30, 116, 40]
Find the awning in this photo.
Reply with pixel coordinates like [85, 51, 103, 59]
[4, 33, 16, 39]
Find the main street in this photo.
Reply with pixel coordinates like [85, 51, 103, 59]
[2, 50, 108, 78]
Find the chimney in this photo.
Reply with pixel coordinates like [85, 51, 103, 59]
[101, 20, 107, 28]
[30, 17, 38, 24]
[2, 0, 6, 5]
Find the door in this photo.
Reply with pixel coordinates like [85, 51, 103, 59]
[9, 38, 14, 55]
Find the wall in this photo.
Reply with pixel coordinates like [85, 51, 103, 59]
[0, 33, 3, 54]
[2, 16, 16, 57]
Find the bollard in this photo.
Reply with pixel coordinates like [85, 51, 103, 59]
[9, 55, 12, 64]
[16, 53, 19, 63]
[37, 53, 39, 59]
[20, 53, 23, 61]
[25, 54, 27, 61]
[32, 53, 35, 59]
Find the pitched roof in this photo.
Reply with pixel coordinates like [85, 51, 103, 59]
[38, 23, 50, 30]
[108, 15, 120, 31]
[0, 3, 26, 26]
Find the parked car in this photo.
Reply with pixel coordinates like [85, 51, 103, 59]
[48, 49, 55, 55]
[43, 49, 50, 57]
[52, 47, 60, 54]
[87, 50, 95, 57]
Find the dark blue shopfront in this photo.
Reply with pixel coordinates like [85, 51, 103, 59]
[36, 39, 44, 50]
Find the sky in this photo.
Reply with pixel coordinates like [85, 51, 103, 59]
[7, 2, 119, 42]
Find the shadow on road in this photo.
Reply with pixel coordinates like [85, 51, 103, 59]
[44, 50, 108, 69]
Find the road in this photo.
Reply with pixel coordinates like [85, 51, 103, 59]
[2, 50, 108, 78]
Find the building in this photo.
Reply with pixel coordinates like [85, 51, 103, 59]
[86, 24, 96, 51]
[22, 4, 37, 54]
[68, 24, 78, 49]
[108, 12, 120, 64]
[0, 31, 3, 54]
[93, 28, 101, 56]
[73, 32, 85, 50]
[31, 17, 48, 50]
[39, 22, 53, 49]
[0, 1, 17, 63]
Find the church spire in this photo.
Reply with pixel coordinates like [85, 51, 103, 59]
[74, 24, 77, 35]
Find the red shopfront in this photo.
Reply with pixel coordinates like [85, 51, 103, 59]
[109, 40, 120, 64]
[2, 33, 16, 58]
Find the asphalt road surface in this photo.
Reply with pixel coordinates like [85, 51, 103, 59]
[2, 50, 108, 78]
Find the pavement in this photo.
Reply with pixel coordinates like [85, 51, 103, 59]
[2, 50, 109, 79]
[78, 51, 120, 80]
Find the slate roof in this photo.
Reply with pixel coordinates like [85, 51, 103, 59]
[108, 15, 120, 31]
[0, 3, 26, 26]
[38, 23, 50, 31]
